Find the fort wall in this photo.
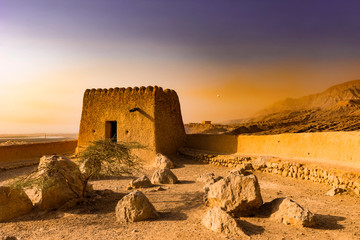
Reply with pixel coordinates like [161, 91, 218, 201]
[155, 88, 186, 155]
[0, 140, 78, 166]
[185, 134, 238, 153]
[185, 131, 360, 170]
[77, 86, 186, 163]
[236, 132, 360, 170]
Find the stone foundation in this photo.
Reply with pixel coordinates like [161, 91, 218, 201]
[179, 148, 360, 196]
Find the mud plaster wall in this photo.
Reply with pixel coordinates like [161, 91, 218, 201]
[0, 140, 78, 164]
[77, 86, 186, 163]
[185, 132, 360, 170]
[155, 89, 186, 155]
[236, 132, 360, 170]
[185, 134, 238, 153]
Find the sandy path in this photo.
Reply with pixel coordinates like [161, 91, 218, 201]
[1, 156, 359, 240]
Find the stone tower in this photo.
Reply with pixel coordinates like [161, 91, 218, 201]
[77, 86, 186, 163]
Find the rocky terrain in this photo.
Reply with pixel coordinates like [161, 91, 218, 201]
[1, 155, 359, 240]
[186, 80, 360, 135]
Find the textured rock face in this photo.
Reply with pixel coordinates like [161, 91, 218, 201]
[0, 186, 33, 222]
[262, 198, 316, 227]
[128, 175, 153, 189]
[151, 169, 178, 184]
[36, 155, 88, 210]
[206, 171, 263, 216]
[79, 158, 101, 178]
[115, 190, 158, 222]
[197, 173, 223, 193]
[202, 207, 249, 239]
[153, 153, 174, 169]
[251, 157, 268, 170]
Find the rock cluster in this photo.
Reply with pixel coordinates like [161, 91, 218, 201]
[115, 190, 158, 222]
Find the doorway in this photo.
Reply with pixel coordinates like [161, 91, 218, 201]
[105, 121, 117, 142]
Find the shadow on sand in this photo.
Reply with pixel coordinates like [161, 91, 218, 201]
[311, 214, 346, 230]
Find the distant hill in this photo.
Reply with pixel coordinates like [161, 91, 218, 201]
[254, 79, 360, 119]
[228, 79, 360, 135]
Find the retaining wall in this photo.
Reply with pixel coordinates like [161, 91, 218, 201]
[185, 131, 360, 171]
[236, 132, 360, 170]
[179, 148, 360, 196]
[0, 140, 78, 164]
[185, 134, 238, 153]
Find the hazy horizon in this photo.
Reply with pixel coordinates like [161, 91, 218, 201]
[1, 0, 360, 134]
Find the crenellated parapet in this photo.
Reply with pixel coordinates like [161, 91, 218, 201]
[84, 86, 176, 97]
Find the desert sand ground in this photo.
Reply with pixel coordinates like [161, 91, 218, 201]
[1, 156, 359, 240]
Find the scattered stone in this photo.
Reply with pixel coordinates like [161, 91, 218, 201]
[35, 155, 90, 210]
[128, 175, 153, 189]
[0, 186, 33, 222]
[151, 169, 178, 184]
[251, 156, 268, 170]
[202, 207, 249, 239]
[153, 153, 174, 169]
[326, 187, 345, 196]
[115, 190, 159, 222]
[261, 198, 316, 227]
[205, 172, 263, 217]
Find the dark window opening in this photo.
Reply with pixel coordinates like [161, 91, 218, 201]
[105, 121, 117, 142]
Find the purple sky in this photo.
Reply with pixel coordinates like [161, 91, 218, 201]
[1, 0, 360, 133]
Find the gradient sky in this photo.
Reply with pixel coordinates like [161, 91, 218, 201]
[1, 0, 360, 134]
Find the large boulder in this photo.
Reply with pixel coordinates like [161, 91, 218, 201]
[128, 175, 153, 189]
[151, 169, 178, 184]
[205, 171, 263, 216]
[115, 190, 158, 222]
[0, 186, 33, 222]
[153, 153, 174, 169]
[35, 155, 89, 210]
[202, 207, 249, 239]
[261, 198, 316, 227]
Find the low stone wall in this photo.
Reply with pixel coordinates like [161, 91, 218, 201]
[179, 148, 360, 196]
[0, 140, 78, 165]
[185, 134, 237, 154]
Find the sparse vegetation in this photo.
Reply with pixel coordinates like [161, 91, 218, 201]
[78, 139, 145, 198]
